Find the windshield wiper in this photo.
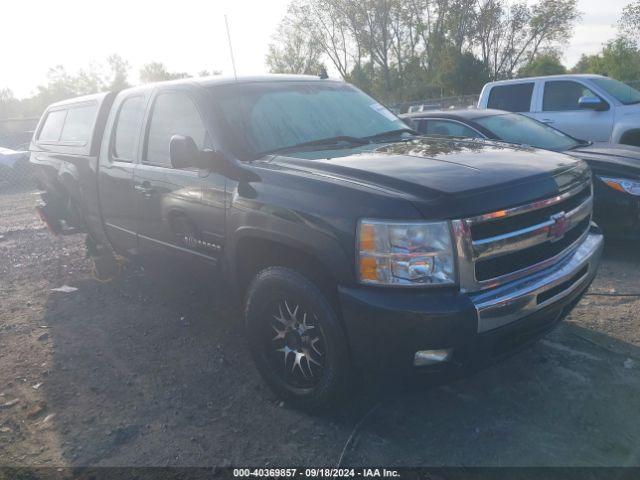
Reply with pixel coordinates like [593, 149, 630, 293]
[566, 140, 593, 150]
[256, 129, 418, 157]
[363, 128, 418, 142]
[258, 135, 369, 157]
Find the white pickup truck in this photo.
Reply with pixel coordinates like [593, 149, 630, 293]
[478, 74, 640, 147]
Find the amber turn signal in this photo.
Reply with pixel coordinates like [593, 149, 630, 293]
[358, 256, 379, 282]
[358, 222, 376, 252]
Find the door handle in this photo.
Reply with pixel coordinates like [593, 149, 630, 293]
[541, 118, 555, 124]
[134, 183, 156, 197]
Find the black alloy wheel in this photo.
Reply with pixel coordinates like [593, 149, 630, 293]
[244, 267, 351, 410]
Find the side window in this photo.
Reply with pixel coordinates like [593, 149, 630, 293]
[38, 110, 67, 142]
[145, 92, 208, 167]
[113, 96, 145, 162]
[60, 104, 97, 143]
[487, 83, 534, 112]
[543, 81, 601, 112]
[415, 119, 429, 134]
[421, 119, 481, 138]
[403, 118, 419, 130]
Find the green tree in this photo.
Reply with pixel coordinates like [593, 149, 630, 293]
[106, 54, 131, 90]
[2, 57, 220, 120]
[197, 70, 222, 77]
[431, 49, 490, 95]
[0, 89, 19, 119]
[572, 53, 601, 74]
[572, 37, 640, 81]
[2, 64, 106, 119]
[475, 0, 580, 80]
[269, 0, 582, 103]
[619, 0, 640, 46]
[266, 3, 324, 75]
[518, 51, 567, 77]
[139, 62, 189, 83]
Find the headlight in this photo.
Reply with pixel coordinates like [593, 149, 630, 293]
[357, 219, 455, 286]
[599, 176, 640, 196]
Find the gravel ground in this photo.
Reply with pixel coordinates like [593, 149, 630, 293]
[1, 191, 640, 467]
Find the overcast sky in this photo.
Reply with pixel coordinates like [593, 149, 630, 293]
[0, 0, 627, 99]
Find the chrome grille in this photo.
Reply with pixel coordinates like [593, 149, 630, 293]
[452, 179, 593, 292]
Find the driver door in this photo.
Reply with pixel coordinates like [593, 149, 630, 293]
[134, 87, 226, 266]
[530, 80, 614, 142]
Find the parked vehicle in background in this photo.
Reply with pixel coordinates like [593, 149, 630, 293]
[0, 146, 31, 191]
[402, 109, 640, 239]
[30, 76, 603, 409]
[478, 75, 640, 147]
[0, 117, 39, 151]
[407, 103, 441, 113]
[0, 146, 28, 168]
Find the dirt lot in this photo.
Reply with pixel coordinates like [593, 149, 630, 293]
[1, 190, 640, 467]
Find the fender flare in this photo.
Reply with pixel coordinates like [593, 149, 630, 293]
[225, 226, 354, 293]
[56, 161, 81, 204]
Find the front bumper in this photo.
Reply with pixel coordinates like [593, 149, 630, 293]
[338, 226, 604, 372]
[470, 230, 603, 333]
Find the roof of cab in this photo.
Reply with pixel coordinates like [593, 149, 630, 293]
[45, 74, 336, 109]
[484, 73, 607, 87]
[402, 108, 507, 120]
[119, 74, 338, 95]
[197, 74, 331, 87]
[46, 91, 112, 110]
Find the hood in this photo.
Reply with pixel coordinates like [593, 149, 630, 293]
[616, 104, 640, 118]
[257, 138, 590, 219]
[566, 142, 640, 177]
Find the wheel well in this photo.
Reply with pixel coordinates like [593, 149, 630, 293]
[41, 182, 84, 229]
[235, 237, 340, 306]
[620, 129, 640, 147]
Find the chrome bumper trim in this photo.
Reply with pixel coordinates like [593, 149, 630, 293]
[470, 230, 603, 333]
[452, 179, 594, 293]
[465, 179, 591, 224]
[472, 195, 592, 261]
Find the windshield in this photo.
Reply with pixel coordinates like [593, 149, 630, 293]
[208, 81, 408, 160]
[474, 113, 584, 151]
[591, 77, 640, 105]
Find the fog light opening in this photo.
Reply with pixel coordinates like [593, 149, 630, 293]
[414, 348, 453, 367]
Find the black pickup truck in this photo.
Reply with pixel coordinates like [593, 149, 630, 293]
[30, 75, 603, 409]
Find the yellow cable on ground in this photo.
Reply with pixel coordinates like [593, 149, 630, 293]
[90, 254, 127, 283]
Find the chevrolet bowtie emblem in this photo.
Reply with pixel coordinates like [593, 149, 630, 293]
[548, 212, 569, 242]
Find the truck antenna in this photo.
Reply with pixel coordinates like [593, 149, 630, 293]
[224, 15, 238, 81]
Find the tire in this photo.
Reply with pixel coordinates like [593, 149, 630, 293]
[244, 267, 351, 410]
[620, 130, 640, 148]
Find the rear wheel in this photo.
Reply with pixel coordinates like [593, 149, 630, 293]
[244, 267, 350, 410]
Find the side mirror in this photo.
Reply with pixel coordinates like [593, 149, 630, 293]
[169, 135, 222, 169]
[578, 96, 607, 111]
[170, 135, 200, 169]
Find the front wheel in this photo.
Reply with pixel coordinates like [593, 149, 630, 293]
[244, 267, 351, 410]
